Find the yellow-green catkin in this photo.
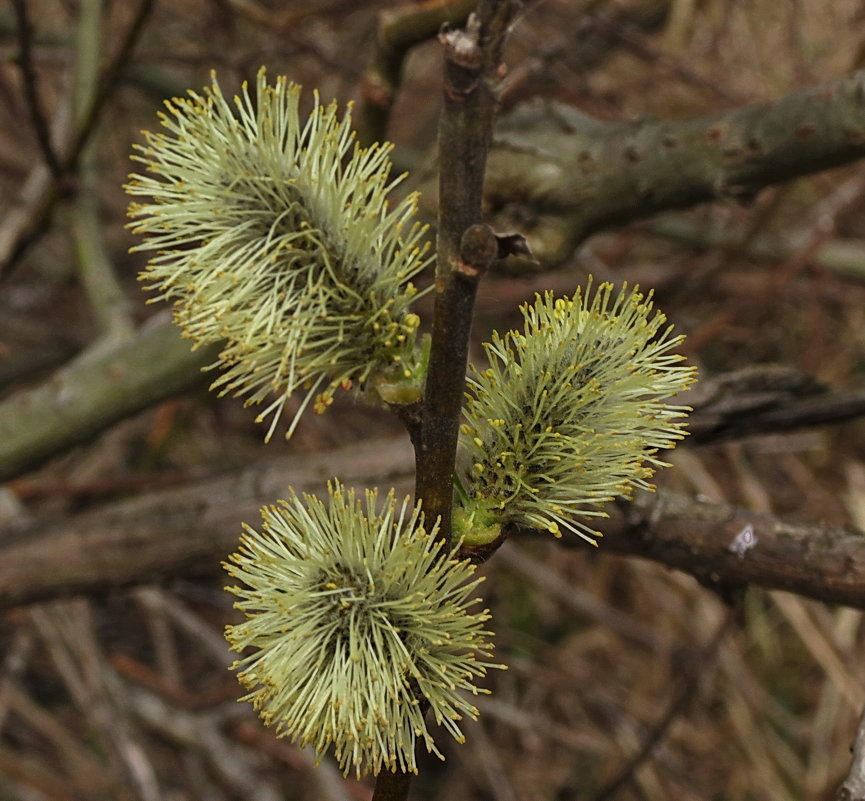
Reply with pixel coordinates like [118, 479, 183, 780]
[126, 69, 431, 440]
[224, 482, 501, 777]
[457, 280, 696, 545]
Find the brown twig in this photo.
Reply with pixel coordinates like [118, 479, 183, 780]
[682, 364, 862, 443]
[581, 488, 865, 610]
[690, 386, 865, 443]
[414, 2, 519, 548]
[10, 0, 63, 177]
[357, 0, 476, 146]
[1, 0, 156, 275]
[589, 11, 748, 104]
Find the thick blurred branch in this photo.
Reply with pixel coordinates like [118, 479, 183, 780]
[3, 344, 858, 484]
[482, 71, 865, 268]
[0, 317, 218, 482]
[2, 432, 865, 611]
[649, 214, 865, 283]
[683, 364, 865, 443]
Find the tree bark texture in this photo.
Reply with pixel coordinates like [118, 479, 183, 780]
[0, 316, 219, 482]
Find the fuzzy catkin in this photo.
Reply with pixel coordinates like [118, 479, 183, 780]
[127, 69, 431, 440]
[224, 483, 499, 777]
[457, 280, 695, 545]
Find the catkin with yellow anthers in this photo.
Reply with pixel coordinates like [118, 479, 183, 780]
[456, 280, 696, 546]
[224, 482, 501, 777]
[127, 68, 432, 441]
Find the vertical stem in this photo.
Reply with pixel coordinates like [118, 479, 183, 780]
[374, 4, 520, 801]
[371, 770, 414, 801]
[72, 0, 135, 342]
[415, 1, 518, 549]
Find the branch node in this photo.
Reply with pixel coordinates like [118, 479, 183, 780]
[457, 223, 497, 277]
[439, 13, 482, 69]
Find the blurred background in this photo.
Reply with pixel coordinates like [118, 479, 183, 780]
[1, 1, 865, 799]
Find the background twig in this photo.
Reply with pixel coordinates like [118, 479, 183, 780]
[1, 0, 155, 274]
[4, 435, 865, 611]
[10, 0, 63, 177]
[357, 0, 476, 146]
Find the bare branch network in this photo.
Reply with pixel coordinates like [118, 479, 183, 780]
[6, 2, 865, 800]
[3, 384, 865, 610]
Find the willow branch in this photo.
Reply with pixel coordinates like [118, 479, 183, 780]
[415, 2, 518, 548]
[483, 71, 865, 268]
[0, 317, 219, 482]
[377, 6, 521, 799]
[3, 435, 865, 611]
[580, 488, 865, 610]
